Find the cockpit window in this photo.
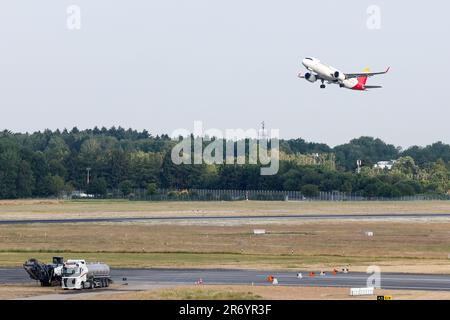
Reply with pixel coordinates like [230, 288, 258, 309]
[304, 57, 313, 60]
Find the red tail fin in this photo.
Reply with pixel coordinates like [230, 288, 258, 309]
[357, 67, 370, 85]
[357, 75, 368, 85]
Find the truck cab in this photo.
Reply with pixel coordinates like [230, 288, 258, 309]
[61, 260, 89, 289]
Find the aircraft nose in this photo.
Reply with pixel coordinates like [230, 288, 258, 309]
[302, 58, 310, 68]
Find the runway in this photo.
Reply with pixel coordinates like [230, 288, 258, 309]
[1, 213, 450, 224]
[2, 267, 450, 291]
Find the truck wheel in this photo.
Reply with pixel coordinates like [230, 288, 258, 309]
[89, 281, 94, 289]
[81, 281, 85, 289]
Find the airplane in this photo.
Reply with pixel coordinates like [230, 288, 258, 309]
[298, 57, 389, 90]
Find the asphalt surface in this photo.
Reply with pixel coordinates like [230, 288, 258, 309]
[1, 213, 450, 224]
[3, 267, 450, 291]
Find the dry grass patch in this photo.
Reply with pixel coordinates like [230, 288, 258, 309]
[87, 285, 450, 300]
[0, 200, 449, 221]
[1, 220, 450, 272]
[0, 283, 60, 300]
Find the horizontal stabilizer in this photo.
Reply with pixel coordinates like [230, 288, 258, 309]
[364, 85, 383, 89]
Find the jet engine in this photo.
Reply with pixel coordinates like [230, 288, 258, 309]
[304, 72, 317, 83]
[332, 70, 346, 81]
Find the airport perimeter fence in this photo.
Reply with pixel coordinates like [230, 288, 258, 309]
[77, 188, 450, 202]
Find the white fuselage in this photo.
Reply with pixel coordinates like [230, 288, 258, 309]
[302, 57, 358, 89]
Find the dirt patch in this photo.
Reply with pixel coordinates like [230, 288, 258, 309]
[0, 283, 60, 300]
[85, 284, 450, 300]
[0, 199, 62, 207]
[3, 283, 450, 300]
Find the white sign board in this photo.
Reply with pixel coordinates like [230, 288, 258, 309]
[253, 229, 266, 235]
[350, 287, 374, 296]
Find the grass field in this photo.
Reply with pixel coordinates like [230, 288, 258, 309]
[1, 218, 450, 272]
[0, 199, 449, 272]
[1, 199, 450, 221]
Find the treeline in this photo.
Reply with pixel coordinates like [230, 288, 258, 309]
[0, 128, 449, 199]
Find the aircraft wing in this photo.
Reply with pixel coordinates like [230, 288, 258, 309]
[345, 67, 390, 79]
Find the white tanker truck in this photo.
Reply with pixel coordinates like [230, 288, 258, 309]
[61, 259, 111, 290]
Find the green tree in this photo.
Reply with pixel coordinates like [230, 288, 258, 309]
[393, 181, 416, 196]
[43, 175, 65, 196]
[301, 184, 319, 197]
[147, 182, 158, 195]
[16, 160, 35, 198]
[87, 178, 108, 196]
[0, 147, 19, 198]
[45, 136, 69, 161]
[119, 180, 133, 196]
[0, 128, 449, 199]
[391, 156, 419, 177]
[334, 136, 399, 170]
[428, 160, 450, 194]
